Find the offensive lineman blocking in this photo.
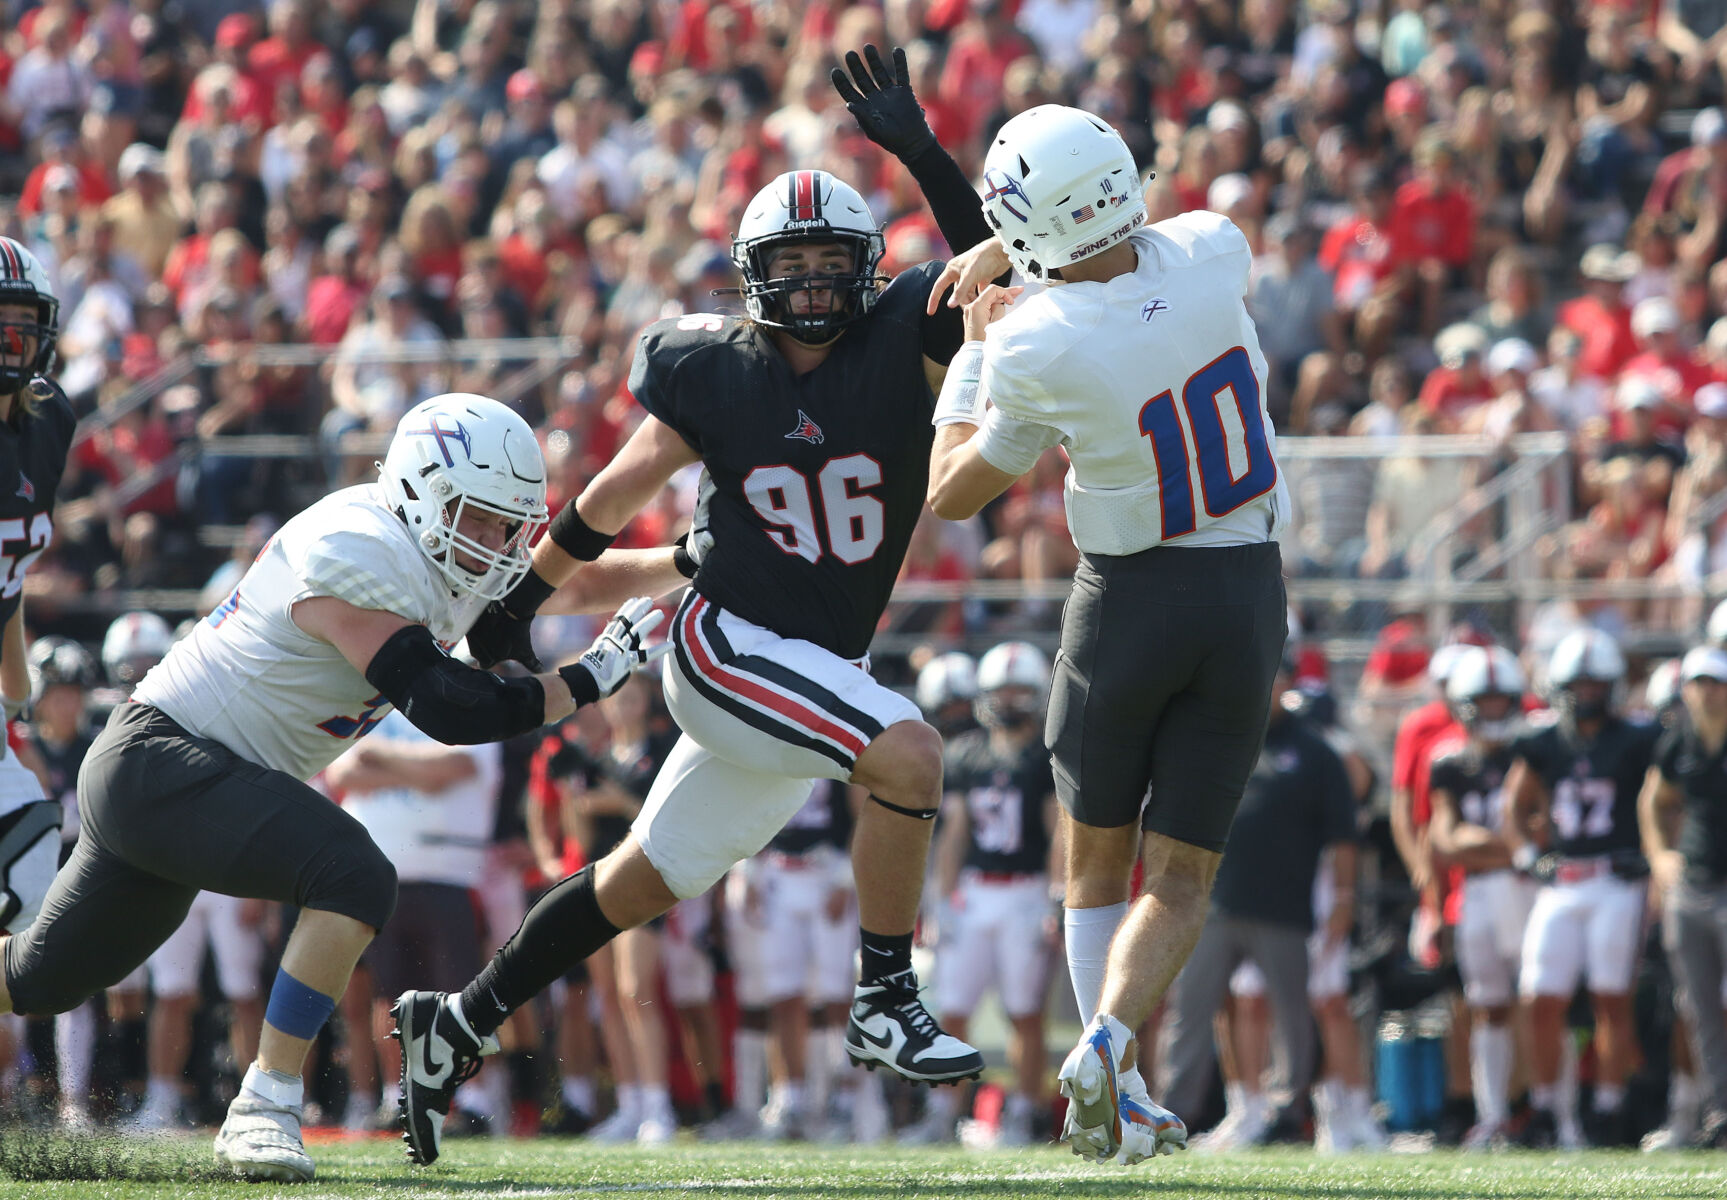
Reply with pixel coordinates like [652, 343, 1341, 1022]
[0, 393, 670, 1181]
[927, 104, 1290, 1163]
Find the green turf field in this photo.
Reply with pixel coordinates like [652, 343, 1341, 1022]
[1, 1133, 1723, 1199]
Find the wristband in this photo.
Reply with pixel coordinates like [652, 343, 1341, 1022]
[557, 660, 601, 707]
[672, 534, 699, 580]
[1512, 844, 1538, 873]
[932, 340, 986, 427]
[503, 566, 556, 618]
[547, 504, 618, 562]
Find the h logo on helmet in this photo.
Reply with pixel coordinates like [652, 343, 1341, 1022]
[404, 416, 473, 467]
[982, 169, 1032, 222]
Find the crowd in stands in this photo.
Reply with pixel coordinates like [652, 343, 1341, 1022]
[7, 0, 1727, 1156]
[14, 0, 1727, 649]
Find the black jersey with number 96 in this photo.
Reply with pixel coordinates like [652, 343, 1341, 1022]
[627, 263, 945, 660]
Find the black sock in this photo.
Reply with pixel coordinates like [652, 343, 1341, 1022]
[705, 1079, 727, 1119]
[507, 1051, 542, 1103]
[460, 866, 621, 1039]
[858, 928, 913, 983]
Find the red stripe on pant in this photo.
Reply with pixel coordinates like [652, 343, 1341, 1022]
[679, 596, 867, 759]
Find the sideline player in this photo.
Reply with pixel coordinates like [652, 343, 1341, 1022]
[1426, 645, 1536, 1149]
[930, 641, 1061, 1149]
[0, 237, 78, 1125]
[1506, 630, 1658, 1147]
[926, 103, 1289, 1163]
[393, 44, 1003, 1167]
[0, 392, 670, 1181]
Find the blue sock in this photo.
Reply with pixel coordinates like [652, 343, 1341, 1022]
[264, 968, 336, 1041]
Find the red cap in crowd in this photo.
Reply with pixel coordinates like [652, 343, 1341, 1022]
[215, 13, 257, 49]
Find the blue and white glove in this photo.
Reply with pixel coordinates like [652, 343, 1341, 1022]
[558, 596, 672, 703]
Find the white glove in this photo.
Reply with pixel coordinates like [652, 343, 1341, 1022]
[559, 596, 672, 702]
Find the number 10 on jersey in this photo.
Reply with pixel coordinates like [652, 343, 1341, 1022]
[1137, 346, 1276, 540]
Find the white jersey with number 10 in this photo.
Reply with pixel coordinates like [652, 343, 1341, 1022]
[974, 209, 1289, 556]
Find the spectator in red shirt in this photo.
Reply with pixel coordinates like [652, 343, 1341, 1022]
[162, 182, 255, 308]
[1418, 323, 1494, 425]
[1643, 105, 1727, 225]
[248, 0, 323, 107]
[1558, 244, 1642, 379]
[181, 14, 271, 131]
[1618, 295, 1711, 435]
[937, 0, 1031, 148]
[1391, 131, 1476, 335]
[1320, 166, 1407, 358]
[15, 124, 112, 218]
[301, 224, 369, 345]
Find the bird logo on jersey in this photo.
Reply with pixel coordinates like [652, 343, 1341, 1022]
[785, 410, 825, 445]
[403, 416, 474, 467]
[981, 169, 1031, 223]
[14, 473, 32, 501]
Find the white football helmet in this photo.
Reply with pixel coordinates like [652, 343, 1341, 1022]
[1707, 597, 1727, 648]
[981, 104, 1147, 282]
[1645, 657, 1682, 715]
[102, 611, 173, 689]
[916, 651, 978, 715]
[975, 640, 1050, 727]
[0, 235, 59, 392]
[730, 169, 885, 343]
[1549, 628, 1625, 722]
[378, 394, 549, 602]
[1445, 645, 1526, 744]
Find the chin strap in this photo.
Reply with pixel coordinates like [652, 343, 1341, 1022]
[870, 793, 937, 821]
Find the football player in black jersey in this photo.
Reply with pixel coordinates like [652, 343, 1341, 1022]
[1505, 630, 1659, 1147]
[1426, 646, 1536, 1150]
[394, 46, 1003, 1164]
[926, 642, 1060, 1149]
[0, 236, 77, 940]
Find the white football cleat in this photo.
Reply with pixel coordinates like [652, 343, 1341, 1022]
[214, 1092, 315, 1183]
[1057, 1016, 1130, 1162]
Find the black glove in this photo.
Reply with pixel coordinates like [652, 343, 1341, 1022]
[466, 568, 557, 671]
[831, 44, 937, 161]
[465, 603, 543, 672]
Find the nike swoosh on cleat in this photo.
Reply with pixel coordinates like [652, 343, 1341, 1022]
[419, 1022, 453, 1085]
[853, 1026, 896, 1051]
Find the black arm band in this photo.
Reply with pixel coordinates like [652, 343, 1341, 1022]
[547, 503, 618, 562]
[903, 143, 994, 259]
[365, 624, 547, 745]
[502, 566, 556, 619]
[556, 660, 601, 707]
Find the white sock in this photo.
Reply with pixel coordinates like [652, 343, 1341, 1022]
[616, 1083, 643, 1120]
[455, 1078, 494, 1117]
[807, 1028, 839, 1116]
[1090, 1013, 1134, 1065]
[55, 1002, 96, 1107]
[1065, 903, 1128, 1024]
[1118, 1064, 1146, 1098]
[734, 1028, 767, 1116]
[1347, 1086, 1376, 1125]
[241, 1064, 303, 1110]
[926, 1086, 958, 1119]
[1593, 1082, 1624, 1113]
[562, 1074, 595, 1114]
[1531, 1082, 1558, 1111]
[1243, 1089, 1268, 1122]
[1671, 1072, 1700, 1129]
[146, 1076, 179, 1110]
[640, 1084, 673, 1121]
[1470, 1024, 1513, 1126]
[383, 1081, 401, 1106]
[1224, 1080, 1247, 1117]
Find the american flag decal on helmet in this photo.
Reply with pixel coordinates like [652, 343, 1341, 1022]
[788, 171, 821, 222]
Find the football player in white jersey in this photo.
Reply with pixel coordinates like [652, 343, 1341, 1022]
[0, 393, 671, 1182]
[926, 104, 1289, 1164]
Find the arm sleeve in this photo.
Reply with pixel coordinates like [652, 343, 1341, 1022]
[972, 333, 1067, 474]
[900, 145, 1003, 366]
[365, 623, 548, 745]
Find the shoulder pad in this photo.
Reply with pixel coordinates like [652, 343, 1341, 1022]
[1146, 210, 1251, 266]
[288, 495, 440, 621]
